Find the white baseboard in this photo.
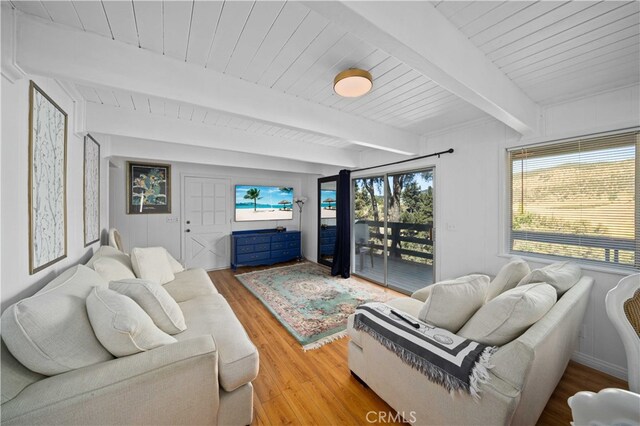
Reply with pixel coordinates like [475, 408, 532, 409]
[206, 264, 231, 272]
[571, 351, 628, 381]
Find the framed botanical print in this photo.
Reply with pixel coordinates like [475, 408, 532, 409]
[83, 134, 100, 246]
[126, 162, 171, 214]
[29, 81, 68, 274]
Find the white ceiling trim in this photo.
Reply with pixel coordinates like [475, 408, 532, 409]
[305, 1, 541, 135]
[13, 12, 421, 156]
[85, 102, 360, 168]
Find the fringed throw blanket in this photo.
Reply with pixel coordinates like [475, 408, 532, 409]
[353, 302, 496, 398]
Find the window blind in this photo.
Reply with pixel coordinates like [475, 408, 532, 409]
[509, 131, 639, 269]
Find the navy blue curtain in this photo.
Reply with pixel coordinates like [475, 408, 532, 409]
[331, 169, 351, 278]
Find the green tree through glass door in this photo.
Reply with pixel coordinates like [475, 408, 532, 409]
[353, 169, 434, 294]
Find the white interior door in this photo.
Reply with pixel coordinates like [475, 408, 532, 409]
[183, 176, 230, 270]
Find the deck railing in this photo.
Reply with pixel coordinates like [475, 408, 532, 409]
[360, 220, 433, 261]
[358, 224, 637, 268]
[511, 230, 637, 267]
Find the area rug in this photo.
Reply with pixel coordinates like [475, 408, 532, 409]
[236, 262, 393, 350]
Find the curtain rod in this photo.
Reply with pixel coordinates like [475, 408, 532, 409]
[350, 148, 454, 173]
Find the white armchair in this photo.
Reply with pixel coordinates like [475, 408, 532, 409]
[568, 388, 640, 426]
[605, 273, 640, 392]
[108, 228, 124, 252]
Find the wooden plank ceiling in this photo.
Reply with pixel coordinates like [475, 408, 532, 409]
[434, 0, 640, 104]
[10, 0, 487, 134]
[9, 0, 640, 136]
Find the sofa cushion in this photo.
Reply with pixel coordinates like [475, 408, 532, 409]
[486, 258, 530, 301]
[517, 261, 581, 295]
[162, 268, 218, 302]
[92, 257, 137, 282]
[418, 275, 490, 333]
[131, 247, 175, 284]
[166, 250, 185, 273]
[0, 340, 44, 404]
[86, 287, 176, 357]
[110, 279, 186, 334]
[458, 283, 557, 346]
[175, 294, 258, 392]
[85, 245, 132, 270]
[1, 265, 113, 376]
[386, 297, 424, 319]
[411, 285, 433, 302]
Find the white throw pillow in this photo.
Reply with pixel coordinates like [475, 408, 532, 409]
[130, 247, 175, 284]
[93, 257, 136, 282]
[109, 279, 186, 334]
[458, 283, 557, 346]
[486, 258, 531, 301]
[1, 266, 113, 375]
[418, 275, 490, 333]
[86, 287, 176, 357]
[165, 250, 185, 274]
[411, 286, 433, 302]
[517, 261, 581, 295]
[85, 245, 132, 270]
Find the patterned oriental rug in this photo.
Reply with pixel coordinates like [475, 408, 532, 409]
[236, 262, 392, 350]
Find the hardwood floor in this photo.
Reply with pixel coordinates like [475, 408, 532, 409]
[537, 360, 627, 425]
[210, 263, 627, 425]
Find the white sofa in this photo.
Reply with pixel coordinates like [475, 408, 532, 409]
[1, 247, 258, 426]
[347, 275, 593, 426]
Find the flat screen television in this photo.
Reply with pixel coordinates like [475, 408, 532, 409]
[235, 185, 294, 222]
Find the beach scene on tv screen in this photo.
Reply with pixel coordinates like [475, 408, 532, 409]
[235, 185, 294, 221]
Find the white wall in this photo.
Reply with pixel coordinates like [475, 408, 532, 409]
[302, 174, 321, 262]
[359, 84, 639, 379]
[109, 155, 319, 265]
[1, 75, 110, 311]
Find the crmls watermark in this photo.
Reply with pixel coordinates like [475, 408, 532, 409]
[366, 411, 417, 423]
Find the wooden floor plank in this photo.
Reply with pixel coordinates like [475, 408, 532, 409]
[261, 394, 300, 426]
[253, 394, 272, 426]
[210, 263, 628, 426]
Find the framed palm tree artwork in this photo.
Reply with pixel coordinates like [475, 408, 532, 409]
[126, 162, 171, 214]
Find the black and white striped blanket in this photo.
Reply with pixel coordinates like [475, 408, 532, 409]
[353, 302, 496, 398]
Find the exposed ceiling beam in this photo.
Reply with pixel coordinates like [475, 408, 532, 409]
[14, 13, 420, 155]
[108, 138, 329, 176]
[85, 102, 360, 168]
[305, 1, 540, 135]
[1, 7, 26, 82]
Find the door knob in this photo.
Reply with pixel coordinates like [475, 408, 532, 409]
[186, 229, 191, 233]
[186, 220, 191, 224]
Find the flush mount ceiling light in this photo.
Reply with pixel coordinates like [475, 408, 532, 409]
[334, 68, 373, 98]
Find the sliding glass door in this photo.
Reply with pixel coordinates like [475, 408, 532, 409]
[353, 176, 386, 283]
[353, 169, 434, 294]
[385, 170, 434, 293]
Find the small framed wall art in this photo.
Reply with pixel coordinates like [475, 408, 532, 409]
[28, 81, 68, 274]
[83, 134, 100, 246]
[126, 161, 171, 214]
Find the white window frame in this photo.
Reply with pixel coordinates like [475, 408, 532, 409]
[503, 128, 640, 273]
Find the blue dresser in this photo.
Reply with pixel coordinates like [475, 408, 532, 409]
[231, 229, 301, 270]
